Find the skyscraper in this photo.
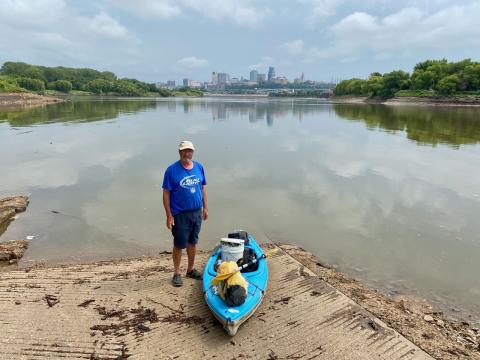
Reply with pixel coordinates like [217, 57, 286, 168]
[250, 70, 258, 81]
[268, 66, 275, 81]
[217, 73, 229, 85]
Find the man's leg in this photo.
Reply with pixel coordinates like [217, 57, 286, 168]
[186, 210, 202, 277]
[172, 246, 182, 274]
[186, 244, 196, 273]
[171, 212, 188, 284]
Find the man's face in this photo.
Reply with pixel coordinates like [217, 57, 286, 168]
[179, 149, 194, 162]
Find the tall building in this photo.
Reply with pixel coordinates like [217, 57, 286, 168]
[250, 70, 258, 81]
[257, 74, 266, 83]
[212, 72, 218, 85]
[300, 72, 305, 82]
[182, 79, 200, 87]
[167, 80, 176, 88]
[217, 73, 229, 85]
[268, 66, 275, 81]
[273, 76, 288, 84]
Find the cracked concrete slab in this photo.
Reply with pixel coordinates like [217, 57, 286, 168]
[0, 245, 433, 359]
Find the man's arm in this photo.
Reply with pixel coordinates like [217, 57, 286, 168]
[202, 185, 208, 220]
[163, 189, 175, 229]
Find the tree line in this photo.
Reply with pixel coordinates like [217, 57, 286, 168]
[334, 59, 480, 97]
[0, 61, 201, 97]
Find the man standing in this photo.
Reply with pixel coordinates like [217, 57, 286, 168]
[162, 140, 208, 287]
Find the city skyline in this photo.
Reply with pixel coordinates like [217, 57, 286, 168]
[1, 1, 479, 83]
[166, 66, 317, 88]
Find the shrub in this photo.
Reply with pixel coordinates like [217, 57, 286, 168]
[17, 77, 45, 92]
[50, 80, 72, 93]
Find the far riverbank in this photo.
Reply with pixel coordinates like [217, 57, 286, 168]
[329, 95, 480, 107]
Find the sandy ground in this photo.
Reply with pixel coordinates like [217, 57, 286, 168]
[1, 243, 478, 359]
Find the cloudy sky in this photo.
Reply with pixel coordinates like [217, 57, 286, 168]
[1, 0, 479, 83]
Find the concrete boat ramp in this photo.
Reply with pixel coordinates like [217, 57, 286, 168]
[0, 244, 433, 359]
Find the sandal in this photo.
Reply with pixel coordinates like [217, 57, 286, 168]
[172, 273, 183, 287]
[186, 268, 202, 280]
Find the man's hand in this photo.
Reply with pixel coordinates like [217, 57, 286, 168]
[202, 208, 208, 221]
[166, 215, 175, 229]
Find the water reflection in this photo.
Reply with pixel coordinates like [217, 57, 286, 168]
[3, 98, 479, 149]
[162, 98, 328, 125]
[0, 98, 157, 126]
[333, 104, 480, 148]
[163, 99, 480, 147]
[1, 97, 480, 324]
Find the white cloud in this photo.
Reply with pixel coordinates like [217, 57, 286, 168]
[0, 0, 67, 28]
[249, 56, 274, 72]
[283, 2, 480, 63]
[110, 0, 181, 19]
[0, 0, 138, 69]
[280, 40, 305, 56]
[31, 32, 71, 47]
[331, 11, 378, 33]
[112, 0, 270, 27]
[85, 13, 129, 40]
[181, 0, 269, 27]
[331, 3, 480, 57]
[298, 0, 345, 24]
[176, 56, 209, 69]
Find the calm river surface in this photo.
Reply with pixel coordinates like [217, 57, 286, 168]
[1, 97, 479, 322]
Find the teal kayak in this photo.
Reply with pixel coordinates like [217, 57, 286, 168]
[202, 231, 268, 336]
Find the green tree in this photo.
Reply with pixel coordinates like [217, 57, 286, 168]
[459, 64, 480, 91]
[0, 62, 31, 77]
[87, 79, 114, 94]
[157, 88, 173, 97]
[334, 79, 368, 95]
[113, 80, 145, 96]
[50, 80, 72, 93]
[366, 73, 384, 96]
[44, 68, 67, 82]
[379, 70, 410, 97]
[436, 75, 459, 95]
[0, 76, 23, 92]
[17, 78, 45, 92]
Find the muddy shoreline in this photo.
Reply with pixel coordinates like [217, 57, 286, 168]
[0, 93, 64, 108]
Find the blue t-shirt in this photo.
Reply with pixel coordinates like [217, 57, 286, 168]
[162, 160, 207, 215]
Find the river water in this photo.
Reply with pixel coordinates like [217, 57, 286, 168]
[1, 97, 479, 323]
